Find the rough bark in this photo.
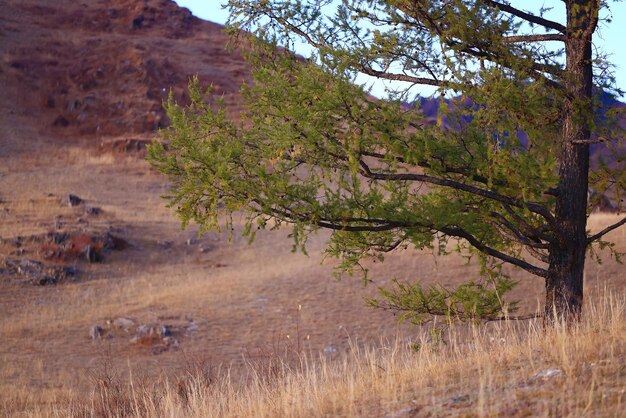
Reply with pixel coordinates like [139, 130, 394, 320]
[545, 0, 596, 323]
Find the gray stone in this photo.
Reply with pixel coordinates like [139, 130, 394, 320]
[90, 325, 104, 340]
[86, 206, 101, 216]
[113, 317, 134, 330]
[136, 324, 151, 335]
[533, 368, 563, 379]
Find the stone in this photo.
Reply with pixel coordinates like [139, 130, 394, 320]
[90, 325, 104, 340]
[533, 368, 562, 379]
[36, 275, 57, 286]
[132, 15, 144, 29]
[67, 194, 83, 207]
[85, 245, 100, 263]
[48, 231, 69, 244]
[156, 325, 171, 337]
[157, 240, 173, 250]
[86, 206, 101, 216]
[113, 317, 134, 330]
[136, 324, 152, 336]
[18, 258, 43, 274]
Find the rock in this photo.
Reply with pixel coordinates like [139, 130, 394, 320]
[163, 336, 179, 347]
[156, 325, 171, 337]
[533, 368, 563, 379]
[54, 266, 78, 281]
[113, 317, 134, 330]
[48, 231, 69, 244]
[132, 15, 145, 29]
[186, 321, 198, 332]
[18, 258, 43, 275]
[85, 245, 100, 263]
[67, 194, 83, 207]
[90, 325, 104, 340]
[36, 275, 57, 286]
[86, 206, 101, 216]
[157, 240, 173, 250]
[135, 323, 172, 338]
[136, 324, 152, 336]
[104, 233, 128, 251]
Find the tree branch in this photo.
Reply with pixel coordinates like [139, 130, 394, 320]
[438, 226, 549, 278]
[483, 0, 566, 34]
[503, 34, 566, 43]
[357, 159, 556, 225]
[359, 65, 443, 87]
[587, 217, 626, 244]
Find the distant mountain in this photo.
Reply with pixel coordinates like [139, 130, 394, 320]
[413, 90, 626, 164]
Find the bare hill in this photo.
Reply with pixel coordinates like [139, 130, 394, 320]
[1, 0, 247, 146]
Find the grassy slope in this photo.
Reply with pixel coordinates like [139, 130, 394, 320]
[9, 292, 626, 417]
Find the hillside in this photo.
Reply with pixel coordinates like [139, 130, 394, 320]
[1, 0, 247, 151]
[1, 0, 625, 416]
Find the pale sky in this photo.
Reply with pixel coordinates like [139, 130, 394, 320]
[174, 0, 626, 97]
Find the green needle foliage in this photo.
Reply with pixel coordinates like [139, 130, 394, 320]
[148, 1, 626, 324]
[367, 275, 519, 325]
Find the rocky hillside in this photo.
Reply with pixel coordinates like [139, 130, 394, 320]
[1, 0, 248, 142]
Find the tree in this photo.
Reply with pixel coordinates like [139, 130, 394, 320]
[148, 0, 626, 323]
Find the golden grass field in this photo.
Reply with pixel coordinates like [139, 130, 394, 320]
[1, 1, 624, 415]
[1, 97, 626, 416]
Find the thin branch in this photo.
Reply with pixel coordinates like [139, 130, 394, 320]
[487, 210, 551, 249]
[503, 34, 566, 43]
[485, 312, 543, 321]
[359, 65, 443, 86]
[268, 11, 443, 88]
[587, 217, 626, 244]
[450, 42, 563, 77]
[503, 204, 554, 243]
[357, 159, 556, 224]
[438, 226, 549, 278]
[483, 0, 566, 33]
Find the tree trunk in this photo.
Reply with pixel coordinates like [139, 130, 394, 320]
[545, 1, 596, 323]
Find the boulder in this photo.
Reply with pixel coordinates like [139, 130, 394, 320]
[86, 206, 101, 216]
[89, 325, 104, 340]
[66, 194, 83, 207]
[112, 317, 134, 330]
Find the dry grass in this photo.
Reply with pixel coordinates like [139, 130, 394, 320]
[4, 291, 624, 417]
[1, 108, 624, 417]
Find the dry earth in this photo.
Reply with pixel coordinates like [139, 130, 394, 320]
[1, 0, 625, 413]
